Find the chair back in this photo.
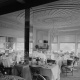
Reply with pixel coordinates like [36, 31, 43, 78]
[22, 65, 32, 80]
[67, 60, 73, 66]
[29, 57, 32, 61]
[47, 59, 56, 64]
[62, 60, 67, 66]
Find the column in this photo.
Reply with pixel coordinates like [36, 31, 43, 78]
[25, 9, 29, 64]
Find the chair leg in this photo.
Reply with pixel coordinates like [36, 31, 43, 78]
[66, 68, 67, 76]
[72, 70, 73, 76]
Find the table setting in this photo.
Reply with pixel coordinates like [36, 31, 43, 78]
[29, 56, 61, 80]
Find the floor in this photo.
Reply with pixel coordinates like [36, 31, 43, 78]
[61, 60, 80, 80]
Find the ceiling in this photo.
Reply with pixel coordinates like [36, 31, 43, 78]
[0, 0, 25, 15]
[30, 0, 59, 8]
[30, 0, 80, 35]
[0, 9, 25, 30]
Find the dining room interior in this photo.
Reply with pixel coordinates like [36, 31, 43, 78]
[1, 0, 80, 80]
[29, 0, 80, 80]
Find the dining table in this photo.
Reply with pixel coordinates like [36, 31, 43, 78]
[0, 75, 26, 80]
[30, 63, 61, 80]
[12, 64, 32, 80]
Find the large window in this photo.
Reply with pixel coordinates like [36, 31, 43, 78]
[78, 44, 80, 52]
[77, 43, 80, 57]
[29, 42, 33, 54]
[0, 37, 6, 53]
[60, 43, 75, 52]
[16, 38, 24, 51]
[16, 43, 24, 51]
[0, 43, 4, 48]
[51, 43, 58, 52]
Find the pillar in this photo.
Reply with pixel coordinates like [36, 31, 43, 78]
[25, 9, 29, 64]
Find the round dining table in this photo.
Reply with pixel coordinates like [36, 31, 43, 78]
[30, 63, 60, 80]
[0, 75, 26, 80]
[12, 64, 32, 80]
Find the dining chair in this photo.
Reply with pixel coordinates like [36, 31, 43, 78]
[0, 63, 7, 75]
[29, 66, 47, 80]
[47, 59, 56, 64]
[32, 74, 46, 80]
[61, 60, 74, 76]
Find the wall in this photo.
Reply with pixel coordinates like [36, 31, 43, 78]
[30, 27, 80, 56]
[36, 29, 48, 46]
[0, 27, 24, 38]
[34, 28, 80, 55]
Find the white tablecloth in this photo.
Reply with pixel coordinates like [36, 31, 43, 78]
[51, 65, 60, 80]
[1, 55, 14, 67]
[31, 64, 61, 80]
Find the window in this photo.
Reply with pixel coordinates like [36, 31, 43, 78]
[77, 43, 80, 57]
[0, 42, 4, 48]
[60, 43, 75, 53]
[0, 43, 5, 53]
[29, 42, 33, 54]
[0, 37, 6, 53]
[16, 43, 24, 51]
[77, 43, 80, 53]
[51, 43, 58, 52]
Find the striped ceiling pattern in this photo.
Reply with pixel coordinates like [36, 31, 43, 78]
[0, 9, 25, 30]
[30, 0, 80, 34]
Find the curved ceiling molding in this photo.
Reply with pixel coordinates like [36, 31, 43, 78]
[31, 2, 80, 15]
[31, 9, 80, 27]
[17, 10, 25, 20]
[0, 9, 24, 30]
[0, 21, 24, 31]
[0, 17, 22, 25]
[31, 7, 80, 22]
[30, 0, 80, 34]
